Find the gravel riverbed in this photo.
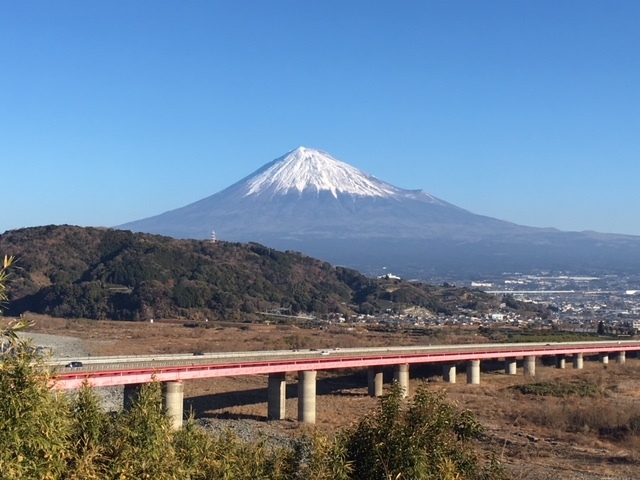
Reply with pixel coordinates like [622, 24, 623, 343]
[17, 331, 124, 412]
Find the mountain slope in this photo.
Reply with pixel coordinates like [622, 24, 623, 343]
[0, 225, 516, 321]
[120, 146, 529, 243]
[119, 147, 640, 279]
[120, 146, 473, 240]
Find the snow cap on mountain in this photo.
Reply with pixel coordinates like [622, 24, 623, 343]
[243, 146, 401, 198]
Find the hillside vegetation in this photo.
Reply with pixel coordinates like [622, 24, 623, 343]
[0, 225, 540, 321]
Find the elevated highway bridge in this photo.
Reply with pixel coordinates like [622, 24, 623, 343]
[48, 340, 640, 428]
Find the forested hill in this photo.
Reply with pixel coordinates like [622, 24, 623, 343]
[0, 225, 531, 321]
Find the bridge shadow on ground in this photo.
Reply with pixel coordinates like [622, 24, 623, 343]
[186, 361, 543, 421]
[185, 371, 369, 420]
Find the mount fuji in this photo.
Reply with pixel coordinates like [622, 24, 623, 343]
[119, 147, 640, 279]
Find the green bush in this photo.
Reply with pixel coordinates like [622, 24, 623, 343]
[0, 320, 72, 479]
[343, 382, 505, 480]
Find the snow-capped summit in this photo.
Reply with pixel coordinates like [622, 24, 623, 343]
[243, 146, 400, 199]
[120, 145, 460, 243]
[118, 147, 640, 279]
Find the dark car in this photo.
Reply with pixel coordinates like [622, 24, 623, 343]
[65, 361, 83, 368]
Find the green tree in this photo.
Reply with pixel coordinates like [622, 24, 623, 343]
[0, 257, 74, 478]
[343, 382, 506, 480]
[502, 295, 519, 310]
[65, 385, 109, 479]
[104, 382, 181, 480]
[0, 255, 15, 310]
[294, 432, 352, 480]
[0, 324, 73, 479]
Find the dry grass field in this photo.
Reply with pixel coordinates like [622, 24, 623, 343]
[8, 314, 640, 479]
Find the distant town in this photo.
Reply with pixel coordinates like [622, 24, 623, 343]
[468, 272, 640, 334]
[279, 272, 640, 336]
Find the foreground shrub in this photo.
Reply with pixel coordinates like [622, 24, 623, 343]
[105, 381, 183, 480]
[0, 320, 72, 479]
[343, 382, 506, 480]
[173, 420, 299, 480]
[65, 385, 109, 479]
[293, 431, 352, 480]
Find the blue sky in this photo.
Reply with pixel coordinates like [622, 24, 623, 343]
[2, 1, 639, 235]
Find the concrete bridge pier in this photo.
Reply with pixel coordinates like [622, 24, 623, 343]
[298, 370, 317, 424]
[555, 354, 566, 369]
[523, 356, 536, 377]
[123, 383, 144, 410]
[162, 381, 184, 430]
[393, 364, 410, 397]
[617, 351, 626, 365]
[368, 367, 384, 397]
[599, 353, 609, 365]
[505, 358, 517, 375]
[573, 353, 584, 369]
[443, 363, 456, 383]
[467, 360, 480, 385]
[268, 372, 287, 420]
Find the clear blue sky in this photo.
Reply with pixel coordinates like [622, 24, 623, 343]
[2, 1, 639, 235]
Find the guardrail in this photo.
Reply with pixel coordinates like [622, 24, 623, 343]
[48, 340, 640, 385]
